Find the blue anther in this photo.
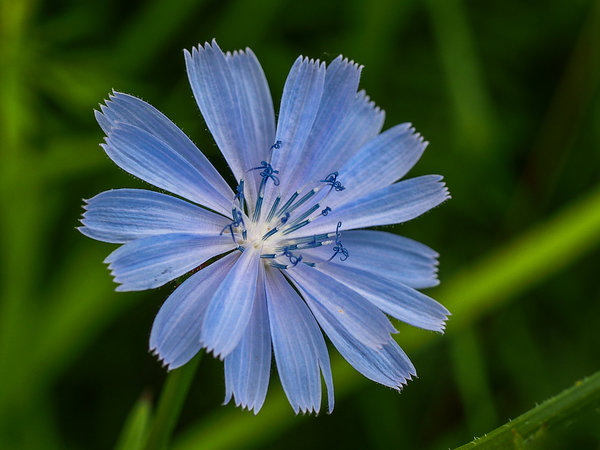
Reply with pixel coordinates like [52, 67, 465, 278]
[271, 140, 282, 150]
[283, 248, 302, 267]
[235, 181, 244, 201]
[250, 161, 280, 186]
[220, 208, 245, 243]
[280, 212, 290, 224]
[335, 221, 342, 240]
[235, 180, 245, 212]
[321, 206, 331, 216]
[321, 172, 345, 191]
[329, 221, 349, 261]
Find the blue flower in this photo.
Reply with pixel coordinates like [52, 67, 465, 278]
[79, 40, 450, 414]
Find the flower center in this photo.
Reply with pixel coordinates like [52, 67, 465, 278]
[219, 154, 349, 269]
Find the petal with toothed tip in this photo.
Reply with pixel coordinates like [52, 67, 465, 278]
[79, 188, 230, 244]
[185, 40, 275, 206]
[150, 252, 239, 370]
[262, 56, 326, 215]
[307, 90, 385, 181]
[102, 123, 232, 216]
[286, 263, 395, 349]
[293, 56, 362, 186]
[305, 297, 416, 389]
[266, 266, 334, 414]
[331, 123, 428, 205]
[224, 264, 271, 414]
[287, 175, 450, 237]
[95, 92, 233, 215]
[105, 233, 234, 291]
[299, 230, 440, 289]
[309, 262, 449, 332]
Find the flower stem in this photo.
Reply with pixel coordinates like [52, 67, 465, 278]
[142, 352, 202, 450]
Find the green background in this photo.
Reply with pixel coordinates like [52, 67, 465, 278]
[1, 0, 599, 448]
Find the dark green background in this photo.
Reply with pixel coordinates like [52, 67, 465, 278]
[1, 0, 599, 448]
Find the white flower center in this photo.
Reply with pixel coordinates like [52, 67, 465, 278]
[219, 161, 349, 269]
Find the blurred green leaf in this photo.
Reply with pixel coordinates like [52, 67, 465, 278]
[426, 0, 497, 154]
[455, 371, 600, 449]
[450, 329, 498, 435]
[115, 394, 153, 450]
[142, 352, 202, 450]
[115, 0, 206, 72]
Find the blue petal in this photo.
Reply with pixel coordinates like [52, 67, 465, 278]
[305, 89, 385, 182]
[265, 267, 334, 414]
[268, 56, 326, 202]
[333, 123, 428, 203]
[302, 230, 440, 289]
[308, 300, 416, 389]
[79, 188, 230, 244]
[104, 233, 234, 291]
[200, 246, 261, 359]
[226, 48, 276, 203]
[224, 264, 271, 414]
[185, 41, 275, 204]
[290, 175, 450, 236]
[297, 56, 362, 182]
[311, 263, 449, 332]
[287, 263, 395, 349]
[96, 92, 233, 215]
[102, 123, 232, 216]
[149, 252, 239, 370]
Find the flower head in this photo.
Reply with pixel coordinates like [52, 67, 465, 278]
[79, 39, 450, 414]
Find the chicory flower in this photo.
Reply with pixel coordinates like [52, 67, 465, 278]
[80, 40, 450, 414]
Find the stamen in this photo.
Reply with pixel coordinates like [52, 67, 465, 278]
[281, 219, 310, 235]
[285, 204, 320, 229]
[275, 233, 333, 251]
[285, 189, 317, 215]
[249, 161, 280, 222]
[234, 180, 245, 213]
[321, 172, 345, 191]
[275, 192, 298, 218]
[262, 212, 291, 241]
[220, 208, 245, 243]
[329, 221, 349, 261]
[250, 161, 280, 186]
[253, 196, 264, 223]
[321, 206, 331, 216]
[270, 140, 282, 150]
[266, 196, 281, 223]
[282, 248, 302, 267]
[262, 227, 279, 241]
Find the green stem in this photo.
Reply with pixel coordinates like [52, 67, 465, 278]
[455, 370, 600, 449]
[142, 352, 202, 450]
